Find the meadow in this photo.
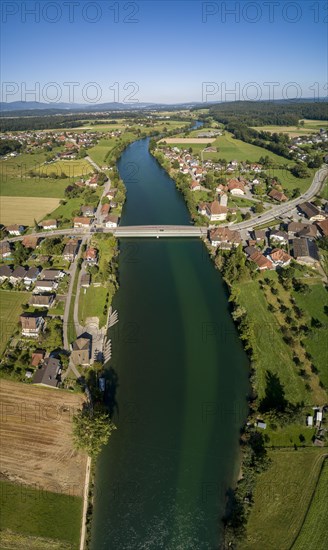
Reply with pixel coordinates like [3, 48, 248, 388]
[0, 480, 82, 549]
[252, 119, 328, 137]
[0, 196, 60, 225]
[241, 448, 327, 550]
[0, 290, 31, 355]
[37, 159, 92, 179]
[292, 459, 328, 550]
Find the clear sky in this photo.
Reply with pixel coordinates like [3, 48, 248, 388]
[1, 0, 327, 104]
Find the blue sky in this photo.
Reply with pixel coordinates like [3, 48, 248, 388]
[1, 0, 327, 103]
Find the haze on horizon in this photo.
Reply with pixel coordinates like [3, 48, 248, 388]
[0, 0, 327, 105]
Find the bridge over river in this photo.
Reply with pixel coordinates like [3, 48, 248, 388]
[114, 225, 208, 237]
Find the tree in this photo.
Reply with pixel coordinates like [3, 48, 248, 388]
[254, 202, 264, 214]
[72, 407, 116, 458]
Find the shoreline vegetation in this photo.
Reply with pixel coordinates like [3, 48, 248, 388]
[148, 129, 328, 549]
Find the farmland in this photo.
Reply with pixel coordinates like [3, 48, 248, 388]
[164, 131, 291, 164]
[0, 530, 74, 550]
[241, 449, 327, 550]
[292, 459, 328, 550]
[0, 480, 82, 549]
[0, 196, 60, 225]
[0, 291, 31, 355]
[252, 119, 328, 137]
[0, 379, 87, 496]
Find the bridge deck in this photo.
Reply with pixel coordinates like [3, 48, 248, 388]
[115, 225, 208, 237]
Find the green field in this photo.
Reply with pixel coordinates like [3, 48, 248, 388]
[292, 284, 328, 390]
[241, 449, 327, 550]
[167, 131, 291, 164]
[78, 285, 108, 327]
[38, 159, 92, 179]
[0, 480, 82, 549]
[265, 167, 315, 193]
[87, 137, 118, 166]
[292, 459, 328, 550]
[0, 530, 73, 550]
[237, 279, 308, 404]
[0, 291, 31, 355]
[252, 119, 328, 137]
[263, 423, 316, 447]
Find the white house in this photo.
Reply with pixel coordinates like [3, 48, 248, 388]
[104, 215, 119, 228]
[205, 201, 228, 222]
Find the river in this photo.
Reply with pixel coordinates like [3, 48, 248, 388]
[90, 134, 249, 549]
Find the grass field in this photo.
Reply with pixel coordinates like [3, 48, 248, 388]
[292, 284, 328, 390]
[0, 290, 31, 355]
[263, 423, 316, 447]
[292, 459, 328, 550]
[252, 119, 328, 137]
[0, 196, 61, 225]
[0, 530, 74, 550]
[0, 480, 82, 549]
[237, 279, 308, 404]
[37, 159, 92, 179]
[241, 448, 327, 550]
[165, 132, 291, 164]
[0, 379, 87, 495]
[265, 167, 315, 193]
[87, 137, 118, 166]
[78, 285, 108, 328]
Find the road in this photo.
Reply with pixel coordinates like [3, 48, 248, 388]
[230, 165, 328, 231]
[63, 235, 88, 351]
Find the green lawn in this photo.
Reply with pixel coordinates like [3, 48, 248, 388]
[37, 159, 92, 179]
[0, 480, 82, 549]
[266, 167, 315, 193]
[263, 423, 316, 448]
[292, 284, 328, 390]
[0, 177, 69, 198]
[241, 448, 327, 550]
[87, 137, 118, 166]
[0, 290, 31, 355]
[78, 285, 108, 328]
[238, 279, 308, 404]
[292, 459, 328, 550]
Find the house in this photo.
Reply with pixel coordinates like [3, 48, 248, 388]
[104, 215, 119, 228]
[33, 357, 61, 388]
[39, 219, 57, 230]
[268, 189, 288, 202]
[101, 203, 110, 217]
[63, 239, 79, 261]
[248, 250, 273, 271]
[288, 222, 309, 236]
[22, 236, 39, 249]
[292, 238, 320, 264]
[0, 241, 12, 259]
[71, 336, 91, 366]
[209, 227, 241, 248]
[73, 217, 92, 229]
[41, 269, 64, 280]
[190, 181, 201, 191]
[6, 224, 25, 236]
[256, 421, 267, 429]
[106, 189, 117, 200]
[10, 266, 27, 284]
[0, 265, 12, 282]
[228, 179, 245, 196]
[252, 230, 266, 243]
[297, 225, 318, 239]
[29, 294, 55, 308]
[20, 313, 45, 337]
[197, 202, 207, 216]
[270, 230, 288, 244]
[31, 350, 45, 367]
[81, 205, 96, 217]
[85, 247, 98, 263]
[34, 280, 56, 292]
[81, 273, 91, 287]
[315, 219, 328, 237]
[24, 267, 40, 286]
[205, 201, 228, 221]
[269, 249, 292, 267]
[297, 201, 325, 221]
